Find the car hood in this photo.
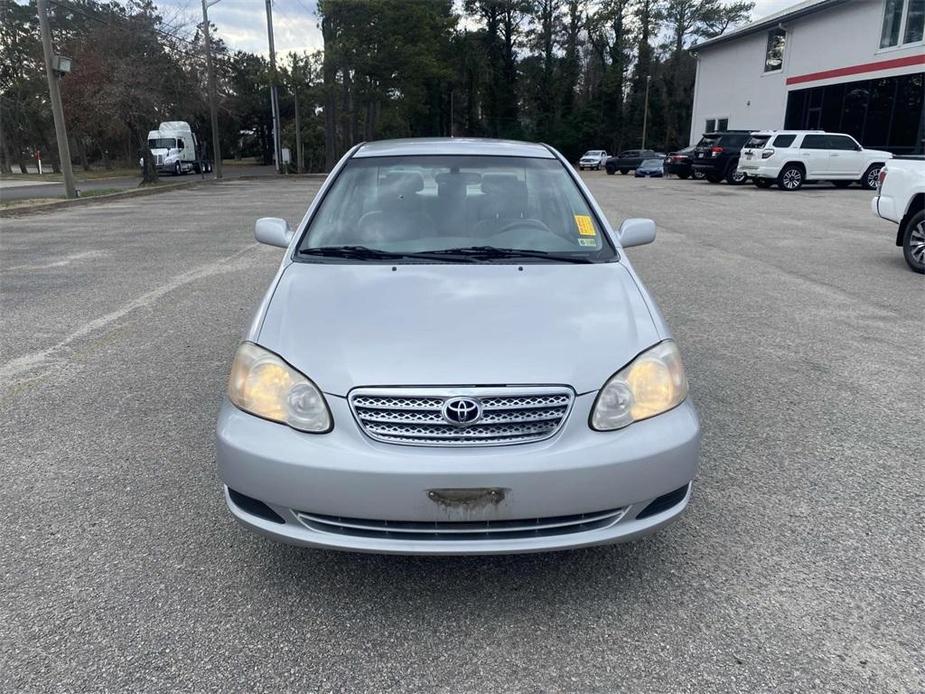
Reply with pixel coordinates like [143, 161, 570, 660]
[257, 261, 660, 396]
[865, 149, 893, 159]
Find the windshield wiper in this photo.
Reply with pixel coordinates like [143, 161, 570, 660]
[421, 246, 596, 264]
[297, 245, 410, 260]
[297, 245, 597, 264]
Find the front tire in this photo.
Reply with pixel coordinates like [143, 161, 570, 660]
[693, 169, 705, 180]
[902, 210, 925, 274]
[606, 167, 615, 175]
[174, 162, 182, 176]
[777, 164, 804, 191]
[861, 164, 882, 190]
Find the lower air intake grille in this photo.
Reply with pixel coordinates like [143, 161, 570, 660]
[349, 387, 574, 446]
[297, 507, 627, 541]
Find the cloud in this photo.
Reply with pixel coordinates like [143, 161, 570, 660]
[153, 0, 801, 56]
[159, 0, 323, 56]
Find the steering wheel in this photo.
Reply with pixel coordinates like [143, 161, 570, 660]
[496, 218, 552, 235]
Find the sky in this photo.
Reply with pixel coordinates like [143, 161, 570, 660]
[155, 0, 797, 57]
[10, 0, 801, 56]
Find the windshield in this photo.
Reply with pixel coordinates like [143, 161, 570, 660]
[641, 159, 663, 167]
[149, 138, 176, 149]
[297, 155, 616, 262]
[582, 151, 602, 157]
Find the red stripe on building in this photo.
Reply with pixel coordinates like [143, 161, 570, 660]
[786, 54, 925, 86]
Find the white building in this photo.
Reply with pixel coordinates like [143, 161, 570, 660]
[689, 0, 925, 155]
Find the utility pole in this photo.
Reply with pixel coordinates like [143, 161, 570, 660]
[36, 0, 76, 198]
[641, 74, 652, 150]
[201, 0, 223, 179]
[265, 0, 283, 174]
[294, 87, 303, 173]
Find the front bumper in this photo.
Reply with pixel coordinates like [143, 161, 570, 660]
[216, 393, 701, 554]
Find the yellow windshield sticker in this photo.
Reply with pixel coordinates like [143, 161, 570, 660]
[575, 215, 596, 236]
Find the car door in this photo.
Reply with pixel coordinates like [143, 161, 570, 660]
[826, 135, 864, 176]
[798, 134, 831, 176]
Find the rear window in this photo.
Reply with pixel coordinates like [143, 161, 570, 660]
[772, 134, 796, 147]
[745, 135, 771, 148]
[695, 135, 721, 147]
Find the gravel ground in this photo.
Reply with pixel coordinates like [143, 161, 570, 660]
[1, 173, 922, 692]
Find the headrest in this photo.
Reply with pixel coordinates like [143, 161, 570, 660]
[480, 173, 524, 196]
[380, 172, 424, 195]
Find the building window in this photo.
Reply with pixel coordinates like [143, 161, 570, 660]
[785, 72, 925, 155]
[705, 118, 716, 132]
[880, 0, 925, 47]
[717, 118, 729, 131]
[764, 28, 786, 72]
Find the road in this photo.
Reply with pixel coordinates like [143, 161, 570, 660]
[1, 175, 922, 692]
[0, 164, 277, 202]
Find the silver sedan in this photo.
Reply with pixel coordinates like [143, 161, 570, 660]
[216, 138, 701, 554]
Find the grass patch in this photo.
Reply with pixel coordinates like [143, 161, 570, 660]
[0, 167, 140, 183]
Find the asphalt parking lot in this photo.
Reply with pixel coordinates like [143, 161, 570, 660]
[1, 173, 922, 692]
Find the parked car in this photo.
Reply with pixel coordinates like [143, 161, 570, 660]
[740, 130, 892, 191]
[578, 150, 609, 170]
[635, 157, 665, 178]
[871, 158, 925, 273]
[691, 131, 753, 184]
[217, 137, 701, 555]
[605, 150, 663, 175]
[664, 147, 703, 179]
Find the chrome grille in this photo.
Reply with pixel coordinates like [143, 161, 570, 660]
[349, 387, 574, 446]
[297, 507, 626, 541]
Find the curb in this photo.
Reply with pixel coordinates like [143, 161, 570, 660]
[0, 179, 209, 219]
[0, 173, 327, 219]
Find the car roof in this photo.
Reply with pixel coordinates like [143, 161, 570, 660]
[750, 130, 825, 135]
[353, 138, 555, 159]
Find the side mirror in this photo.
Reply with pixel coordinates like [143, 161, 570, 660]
[618, 218, 656, 248]
[255, 217, 293, 248]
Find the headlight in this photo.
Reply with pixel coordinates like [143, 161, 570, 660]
[590, 340, 688, 431]
[227, 342, 332, 432]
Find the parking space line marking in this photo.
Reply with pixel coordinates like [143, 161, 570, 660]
[0, 243, 261, 381]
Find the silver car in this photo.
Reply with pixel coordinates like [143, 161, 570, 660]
[217, 138, 701, 555]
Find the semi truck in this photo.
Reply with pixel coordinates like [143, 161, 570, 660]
[142, 121, 212, 175]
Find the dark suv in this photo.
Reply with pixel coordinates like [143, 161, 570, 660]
[605, 150, 661, 175]
[691, 131, 753, 184]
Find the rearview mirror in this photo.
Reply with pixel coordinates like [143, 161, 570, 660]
[255, 217, 293, 248]
[618, 218, 656, 248]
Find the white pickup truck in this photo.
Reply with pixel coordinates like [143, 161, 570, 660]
[871, 159, 925, 274]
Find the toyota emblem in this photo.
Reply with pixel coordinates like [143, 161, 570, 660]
[442, 397, 482, 426]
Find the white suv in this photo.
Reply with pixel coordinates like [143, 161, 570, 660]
[578, 150, 609, 171]
[739, 131, 892, 191]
